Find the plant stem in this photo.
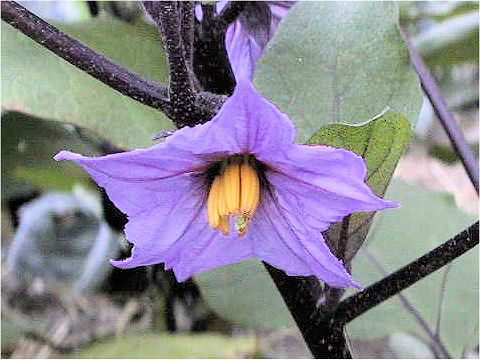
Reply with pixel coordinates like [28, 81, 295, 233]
[265, 222, 477, 358]
[364, 248, 451, 358]
[405, 38, 479, 194]
[1, 1, 171, 114]
[217, 1, 248, 28]
[263, 263, 352, 358]
[335, 222, 478, 324]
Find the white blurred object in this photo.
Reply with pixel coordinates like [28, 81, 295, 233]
[415, 97, 435, 137]
[5, 186, 121, 294]
[388, 332, 435, 359]
[18, 0, 90, 23]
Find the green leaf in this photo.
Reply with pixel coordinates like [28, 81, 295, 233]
[195, 260, 296, 330]
[72, 333, 256, 358]
[347, 180, 478, 358]
[1, 17, 173, 150]
[254, 1, 422, 143]
[413, 11, 479, 66]
[1, 111, 98, 197]
[308, 111, 411, 262]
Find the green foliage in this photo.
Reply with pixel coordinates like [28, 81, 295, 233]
[254, 1, 422, 143]
[195, 260, 295, 330]
[1, 17, 173, 150]
[1, 111, 97, 198]
[308, 111, 411, 261]
[347, 181, 478, 358]
[413, 11, 479, 66]
[72, 333, 256, 358]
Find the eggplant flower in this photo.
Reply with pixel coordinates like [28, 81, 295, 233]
[55, 81, 396, 287]
[196, 1, 295, 80]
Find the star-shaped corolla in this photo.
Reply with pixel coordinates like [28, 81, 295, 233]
[55, 80, 397, 288]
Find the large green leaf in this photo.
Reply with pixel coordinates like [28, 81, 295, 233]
[413, 11, 479, 66]
[308, 111, 411, 262]
[195, 260, 296, 330]
[254, 1, 422, 143]
[1, 17, 173, 149]
[72, 333, 256, 358]
[1, 111, 98, 198]
[347, 181, 478, 358]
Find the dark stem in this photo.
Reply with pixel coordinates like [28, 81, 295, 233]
[152, 2, 195, 102]
[143, 1, 219, 127]
[179, 2, 195, 74]
[1, 1, 171, 115]
[217, 1, 249, 28]
[193, 1, 238, 94]
[265, 222, 477, 358]
[335, 222, 478, 324]
[364, 248, 451, 358]
[263, 263, 351, 358]
[405, 37, 479, 194]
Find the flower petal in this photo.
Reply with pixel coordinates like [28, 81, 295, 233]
[263, 145, 398, 229]
[170, 80, 296, 159]
[251, 197, 360, 288]
[54, 149, 210, 266]
[143, 214, 255, 281]
[225, 21, 262, 80]
[54, 148, 205, 216]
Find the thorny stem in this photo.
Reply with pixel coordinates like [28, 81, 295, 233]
[364, 248, 451, 358]
[144, 2, 196, 109]
[263, 263, 351, 359]
[406, 38, 479, 194]
[335, 222, 478, 324]
[265, 222, 478, 358]
[179, 2, 195, 75]
[1, 1, 171, 114]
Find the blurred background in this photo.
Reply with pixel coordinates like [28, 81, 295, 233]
[1, 1, 478, 358]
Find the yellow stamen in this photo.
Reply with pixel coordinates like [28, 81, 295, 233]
[240, 162, 260, 216]
[219, 216, 230, 236]
[207, 176, 221, 228]
[224, 163, 241, 214]
[206, 159, 261, 236]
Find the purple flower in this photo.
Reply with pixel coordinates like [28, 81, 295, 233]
[55, 80, 397, 288]
[196, 1, 295, 80]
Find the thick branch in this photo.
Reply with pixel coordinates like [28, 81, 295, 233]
[263, 263, 352, 358]
[364, 248, 451, 358]
[1, 1, 171, 114]
[143, 1, 219, 126]
[406, 38, 479, 194]
[336, 222, 478, 324]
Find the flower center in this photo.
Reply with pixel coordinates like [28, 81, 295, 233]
[207, 156, 260, 236]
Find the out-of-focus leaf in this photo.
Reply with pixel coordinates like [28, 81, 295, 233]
[73, 333, 256, 358]
[413, 12, 479, 66]
[347, 180, 478, 358]
[423, 1, 479, 21]
[195, 260, 295, 330]
[254, 1, 422, 143]
[308, 111, 411, 262]
[1, 17, 172, 149]
[1, 111, 97, 197]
